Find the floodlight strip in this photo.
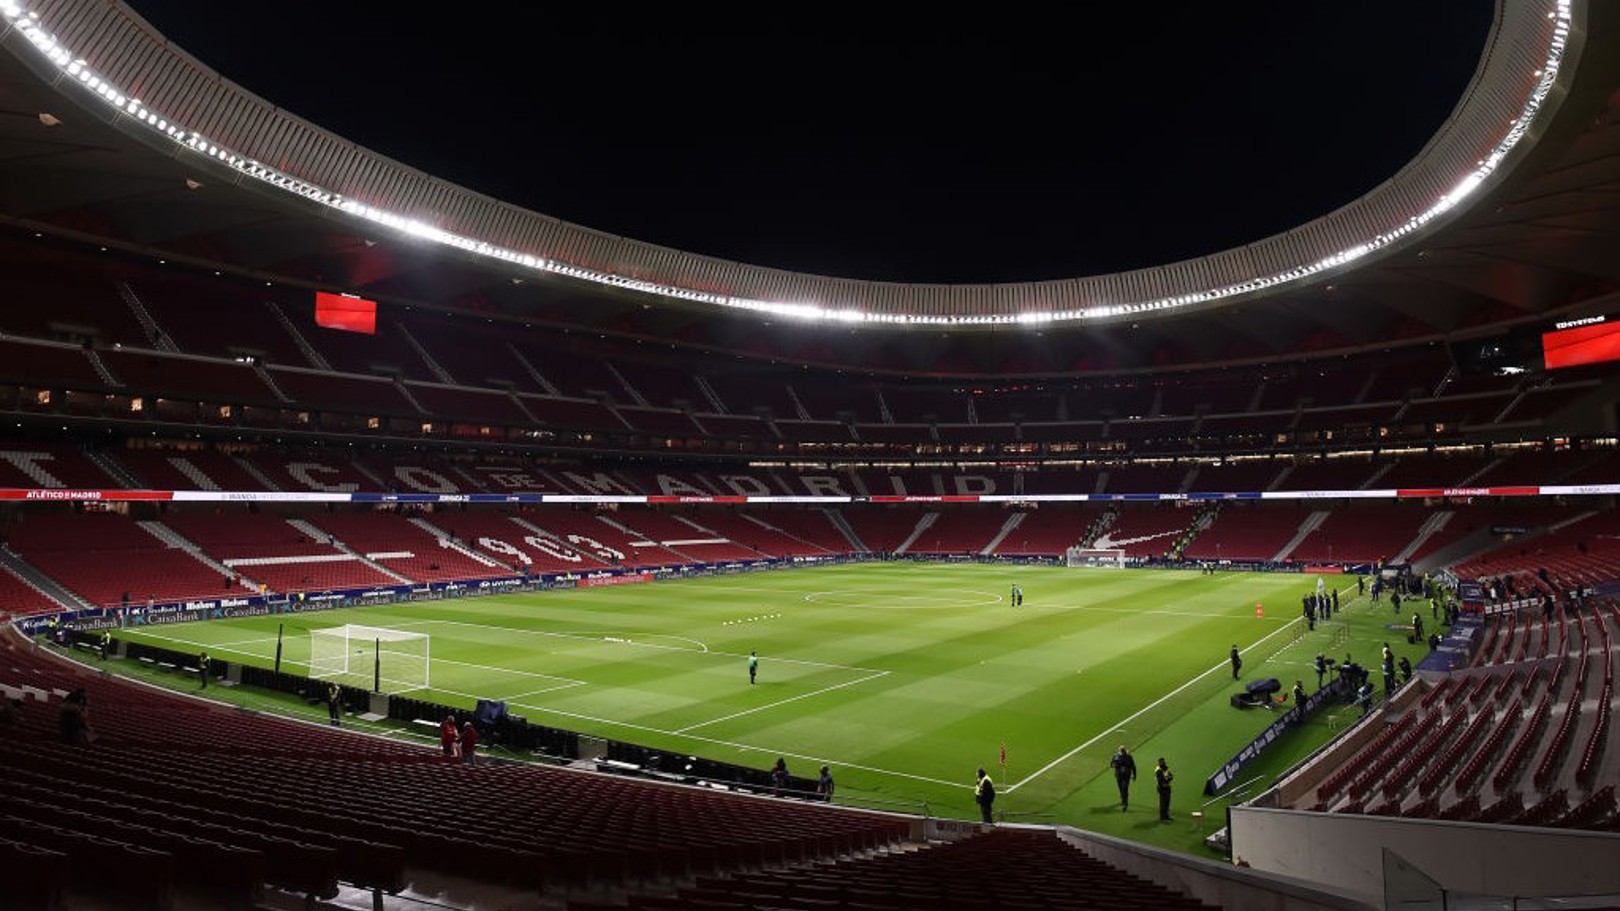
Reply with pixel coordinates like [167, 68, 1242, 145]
[0, 0, 1573, 325]
[0, 483, 1614, 503]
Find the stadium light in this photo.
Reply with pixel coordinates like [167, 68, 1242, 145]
[1, 0, 1574, 328]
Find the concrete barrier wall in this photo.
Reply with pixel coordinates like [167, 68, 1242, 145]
[1051, 825, 1375, 911]
[1230, 805, 1620, 903]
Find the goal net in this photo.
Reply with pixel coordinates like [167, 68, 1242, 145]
[1066, 547, 1127, 568]
[308, 625, 430, 693]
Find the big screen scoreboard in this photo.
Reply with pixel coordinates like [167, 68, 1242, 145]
[1457, 313, 1620, 375]
[1541, 316, 1620, 370]
[314, 291, 377, 334]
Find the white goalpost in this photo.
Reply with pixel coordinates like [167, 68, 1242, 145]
[1065, 546, 1128, 568]
[308, 624, 430, 693]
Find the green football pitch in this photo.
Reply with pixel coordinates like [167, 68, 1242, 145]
[111, 562, 1430, 853]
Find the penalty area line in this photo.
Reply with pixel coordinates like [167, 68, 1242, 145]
[429, 656, 584, 687]
[673, 670, 890, 735]
[499, 683, 587, 700]
[389, 617, 712, 655]
[1005, 614, 1307, 793]
[397, 618, 873, 673]
[435, 681, 584, 703]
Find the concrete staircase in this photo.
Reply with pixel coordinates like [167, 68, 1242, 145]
[1273, 511, 1331, 562]
[980, 512, 1026, 556]
[138, 521, 258, 592]
[893, 513, 939, 556]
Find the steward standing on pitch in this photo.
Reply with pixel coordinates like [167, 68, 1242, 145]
[974, 767, 996, 823]
[1155, 758, 1174, 821]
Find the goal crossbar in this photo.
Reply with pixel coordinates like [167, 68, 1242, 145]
[1066, 547, 1127, 568]
[307, 624, 430, 693]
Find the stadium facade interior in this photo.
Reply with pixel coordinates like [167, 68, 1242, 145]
[0, 1, 1617, 909]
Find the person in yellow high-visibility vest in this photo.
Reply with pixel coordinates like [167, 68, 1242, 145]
[974, 767, 996, 823]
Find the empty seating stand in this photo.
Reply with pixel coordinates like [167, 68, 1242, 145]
[576, 828, 1214, 910]
[1302, 597, 1620, 831]
[0, 836, 68, 911]
[7, 511, 236, 607]
[0, 630, 911, 906]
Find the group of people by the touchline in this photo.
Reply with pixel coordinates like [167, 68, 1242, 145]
[973, 747, 1173, 824]
[1108, 746, 1174, 821]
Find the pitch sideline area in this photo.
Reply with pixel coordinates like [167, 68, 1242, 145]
[110, 563, 1381, 820]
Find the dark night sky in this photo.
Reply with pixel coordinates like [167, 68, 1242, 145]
[124, 3, 1493, 285]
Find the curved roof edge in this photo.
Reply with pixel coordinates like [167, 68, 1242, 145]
[3, 0, 1578, 328]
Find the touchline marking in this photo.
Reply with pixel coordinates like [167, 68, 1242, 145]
[120, 632, 276, 661]
[194, 635, 286, 651]
[503, 698, 964, 789]
[1005, 614, 1307, 793]
[673, 670, 891, 734]
[125, 629, 587, 690]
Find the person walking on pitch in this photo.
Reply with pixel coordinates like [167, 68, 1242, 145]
[1110, 745, 1137, 810]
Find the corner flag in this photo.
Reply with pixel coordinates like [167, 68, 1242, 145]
[999, 743, 1007, 768]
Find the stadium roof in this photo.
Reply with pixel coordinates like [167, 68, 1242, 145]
[110, 4, 1496, 287]
[2, 0, 1620, 376]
